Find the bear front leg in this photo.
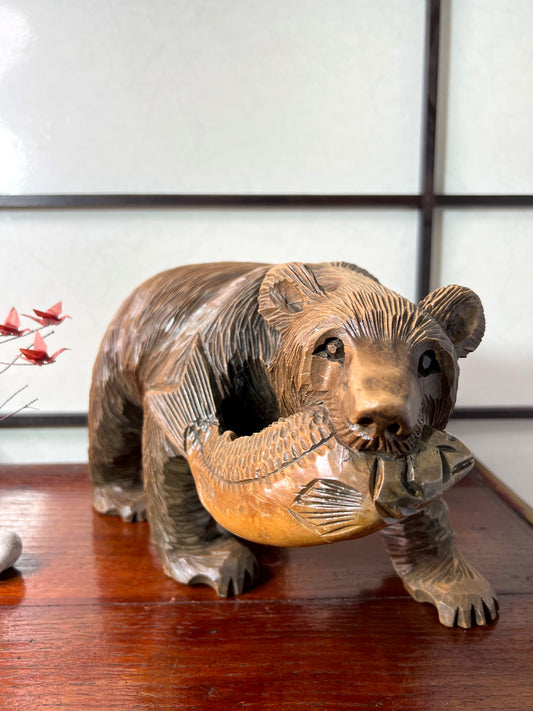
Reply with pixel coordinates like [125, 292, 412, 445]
[381, 499, 498, 628]
[142, 409, 258, 597]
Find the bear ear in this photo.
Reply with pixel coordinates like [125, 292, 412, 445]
[258, 262, 325, 333]
[419, 284, 485, 357]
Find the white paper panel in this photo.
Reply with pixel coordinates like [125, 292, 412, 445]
[449, 420, 533, 509]
[438, 0, 533, 193]
[435, 210, 533, 407]
[0, 0, 425, 194]
[1, 208, 418, 414]
[0, 428, 89, 465]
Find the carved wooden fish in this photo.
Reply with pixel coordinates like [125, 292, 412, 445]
[147, 340, 475, 547]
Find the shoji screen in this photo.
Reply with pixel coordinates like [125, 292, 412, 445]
[1, 1, 531, 507]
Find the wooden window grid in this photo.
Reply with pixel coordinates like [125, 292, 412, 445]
[1, 0, 532, 427]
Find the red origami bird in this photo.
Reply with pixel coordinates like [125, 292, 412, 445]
[19, 332, 69, 365]
[0, 307, 31, 337]
[23, 302, 71, 327]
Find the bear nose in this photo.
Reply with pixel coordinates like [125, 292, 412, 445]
[351, 403, 414, 439]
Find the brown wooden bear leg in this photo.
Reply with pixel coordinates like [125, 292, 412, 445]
[381, 499, 498, 628]
[142, 408, 258, 597]
[88, 378, 146, 523]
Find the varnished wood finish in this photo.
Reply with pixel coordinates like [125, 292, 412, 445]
[84, 261, 493, 624]
[1, 463, 531, 710]
[88, 261, 493, 622]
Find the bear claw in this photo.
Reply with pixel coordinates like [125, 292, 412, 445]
[92, 483, 147, 522]
[403, 554, 499, 628]
[434, 595, 499, 628]
[163, 536, 258, 597]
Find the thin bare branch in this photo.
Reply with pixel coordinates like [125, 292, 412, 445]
[0, 355, 22, 374]
[0, 397, 39, 423]
[0, 323, 47, 346]
[0, 384, 29, 410]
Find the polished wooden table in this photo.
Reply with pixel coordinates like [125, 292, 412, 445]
[1, 463, 532, 710]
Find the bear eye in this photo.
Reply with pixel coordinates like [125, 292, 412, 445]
[313, 337, 345, 363]
[418, 349, 441, 377]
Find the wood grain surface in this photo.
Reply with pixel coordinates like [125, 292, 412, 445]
[1, 463, 532, 710]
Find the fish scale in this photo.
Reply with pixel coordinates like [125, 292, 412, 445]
[189, 409, 334, 486]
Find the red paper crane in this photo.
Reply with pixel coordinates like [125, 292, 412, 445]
[0, 307, 31, 337]
[19, 332, 69, 365]
[24, 302, 71, 327]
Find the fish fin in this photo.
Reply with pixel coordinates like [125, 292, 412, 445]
[145, 337, 220, 452]
[289, 478, 363, 540]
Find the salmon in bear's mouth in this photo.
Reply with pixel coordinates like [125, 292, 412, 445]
[369, 427, 475, 520]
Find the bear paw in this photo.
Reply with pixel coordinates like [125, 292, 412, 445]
[92, 483, 147, 523]
[402, 552, 498, 628]
[162, 536, 259, 597]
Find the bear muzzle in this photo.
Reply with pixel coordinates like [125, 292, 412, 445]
[344, 388, 423, 456]
[336, 345, 424, 456]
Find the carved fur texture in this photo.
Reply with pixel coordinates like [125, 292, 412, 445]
[89, 261, 495, 627]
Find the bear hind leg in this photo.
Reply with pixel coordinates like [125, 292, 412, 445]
[381, 500, 498, 628]
[142, 409, 258, 596]
[89, 381, 146, 523]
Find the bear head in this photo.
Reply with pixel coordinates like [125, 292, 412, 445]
[258, 262, 485, 456]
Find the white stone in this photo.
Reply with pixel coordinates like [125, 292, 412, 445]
[0, 528, 22, 573]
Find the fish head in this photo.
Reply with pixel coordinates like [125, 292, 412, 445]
[371, 427, 475, 521]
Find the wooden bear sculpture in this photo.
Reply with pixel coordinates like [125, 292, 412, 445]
[89, 261, 498, 628]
